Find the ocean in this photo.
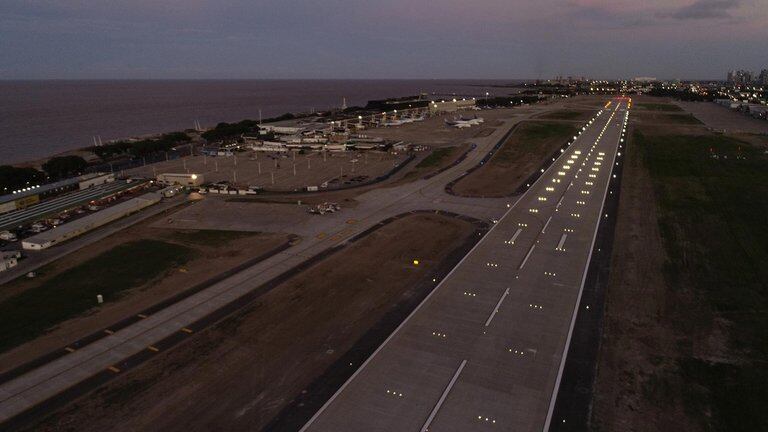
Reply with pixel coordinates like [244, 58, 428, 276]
[0, 79, 523, 165]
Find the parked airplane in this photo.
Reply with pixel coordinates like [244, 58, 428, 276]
[459, 115, 484, 125]
[445, 118, 472, 128]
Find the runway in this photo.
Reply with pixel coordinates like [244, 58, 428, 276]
[301, 98, 629, 431]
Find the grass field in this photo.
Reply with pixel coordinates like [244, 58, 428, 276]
[451, 121, 577, 196]
[637, 130, 768, 431]
[539, 110, 590, 120]
[496, 122, 576, 163]
[168, 229, 257, 247]
[416, 147, 454, 168]
[637, 103, 683, 112]
[0, 240, 194, 353]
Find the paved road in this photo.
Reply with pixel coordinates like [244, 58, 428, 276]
[301, 99, 629, 432]
[0, 102, 571, 424]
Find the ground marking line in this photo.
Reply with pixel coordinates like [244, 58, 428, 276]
[420, 359, 468, 432]
[484, 288, 510, 327]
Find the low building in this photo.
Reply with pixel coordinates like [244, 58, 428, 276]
[78, 173, 114, 190]
[428, 98, 476, 113]
[258, 125, 305, 135]
[156, 173, 204, 187]
[22, 193, 161, 250]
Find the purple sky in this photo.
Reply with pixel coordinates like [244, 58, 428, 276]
[1, 0, 766, 80]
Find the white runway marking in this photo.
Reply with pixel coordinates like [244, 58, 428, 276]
[520, 244, 536, 269]
[484, 288, 510, 327]
[556, 234, 568, 251]
[420, 359, 468, 432]
[542, 216, 553, 234]
[507, 228, 522, 244]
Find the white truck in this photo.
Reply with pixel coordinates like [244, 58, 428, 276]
[0, 231, 18, 242]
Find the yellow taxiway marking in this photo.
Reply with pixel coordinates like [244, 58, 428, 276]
[316, 232, 326, 239]
[65, 347, 76, 353]
[107, 366, 121, 373]
[147, 346, 160, 352]
[346, 219, 357, 224]
[181, 327, 194, 334]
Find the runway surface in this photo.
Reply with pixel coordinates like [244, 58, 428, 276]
[302, 99, 629, 432]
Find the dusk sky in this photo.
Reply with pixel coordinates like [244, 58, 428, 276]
[1, 0, 766, 80]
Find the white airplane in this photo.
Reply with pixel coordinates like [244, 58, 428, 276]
[445, 118, 472, 128]
[460, 115, 484, 125]
[382, 119, 406, 127]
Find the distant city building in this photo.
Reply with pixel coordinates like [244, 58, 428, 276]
[759, 69, 768, 86]
[727, 69, 754, 85]
[633, 77, 657, 83]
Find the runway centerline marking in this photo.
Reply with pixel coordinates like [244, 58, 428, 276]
[520, 244, 536, 269]
[484, 288, 510, 327]
[420, 359, 468, 432]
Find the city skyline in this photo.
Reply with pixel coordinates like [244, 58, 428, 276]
[1, 0, 767, 80]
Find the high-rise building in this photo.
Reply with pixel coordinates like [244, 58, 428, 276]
[727, 69, 754, 85]
[759, 69, 768, 86]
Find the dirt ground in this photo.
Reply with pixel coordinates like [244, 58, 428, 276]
[125, 150, 408, 192]
[451, 120, 576, 197]
[27, 213, 477, 432]
[590, 124, 698, 431]
[590, 98, 754, 431]
[0, 209, 291, 372]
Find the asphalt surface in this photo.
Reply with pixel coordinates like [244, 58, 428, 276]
[301, 99, 629, 432]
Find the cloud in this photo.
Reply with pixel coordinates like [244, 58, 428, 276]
[670, 0, 740, 19]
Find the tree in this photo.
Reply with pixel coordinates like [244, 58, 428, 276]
[0, 166, 46, 195]
[42, 156, 88, 179]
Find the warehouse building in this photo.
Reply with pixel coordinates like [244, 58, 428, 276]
[428, 98, 476, 113]
[78, 173, 114, 190]
[156, 173, 204, 187]
[0, 172, 114, 215]
[22, 193, 161, 250]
